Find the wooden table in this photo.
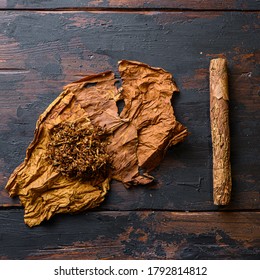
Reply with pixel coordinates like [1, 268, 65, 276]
[0, 1, 259, 259]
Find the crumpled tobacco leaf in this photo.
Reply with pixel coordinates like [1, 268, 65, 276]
[5, 60, 188, 227]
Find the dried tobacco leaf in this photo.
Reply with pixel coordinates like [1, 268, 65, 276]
[5, 60, 188, 227]
[111, 60, 188, 185]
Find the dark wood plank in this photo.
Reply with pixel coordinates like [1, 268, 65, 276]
[0, 11, 259, 210]
[0, 210, 259, 259]
[1, 0, 260, 11]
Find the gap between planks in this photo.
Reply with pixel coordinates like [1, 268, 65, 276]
[0, 68, 29, 74]
[0, 206, 259, 213]
[0, 8, 259, 13]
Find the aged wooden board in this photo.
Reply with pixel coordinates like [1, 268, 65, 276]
[1, 0, 260, 10]
[0, 11, 259, 211]
[0, 210, 259, 259]
[0, 2, 259, 261]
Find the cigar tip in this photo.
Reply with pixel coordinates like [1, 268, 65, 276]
[210, 57, 227, 69]
[210, 57, 227, 62]
[214, 195, 231, 206]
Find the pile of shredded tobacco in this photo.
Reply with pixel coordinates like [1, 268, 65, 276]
[5, 60, 188, 227]
[47, 121, 110, 182]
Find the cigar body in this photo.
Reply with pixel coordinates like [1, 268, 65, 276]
[210, 58, 232, 205]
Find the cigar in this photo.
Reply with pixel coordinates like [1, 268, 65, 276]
[209, 58, 232, 205]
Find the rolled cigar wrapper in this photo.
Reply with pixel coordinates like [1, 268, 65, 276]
[209, 58, 232, 205]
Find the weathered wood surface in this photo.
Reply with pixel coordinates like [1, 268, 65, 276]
[0, 0, 260, 10]
[0, 11, 259, 210]
[0, 210, 259, 259]
[0, 6, 259, 260]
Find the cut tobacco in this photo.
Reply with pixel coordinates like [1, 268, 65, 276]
[5, 60, 188, 226]
[47, 120, 110, 182]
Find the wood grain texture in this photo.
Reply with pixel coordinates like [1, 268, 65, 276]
[0, 210, 259, 259]
[0, 6, 259, 260]
[0, 11, 259, 210]
[1, 0, 260, 10]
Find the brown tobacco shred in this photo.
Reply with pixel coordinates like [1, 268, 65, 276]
[47, 121, 110, 182]
[5, 60, 188, 227]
